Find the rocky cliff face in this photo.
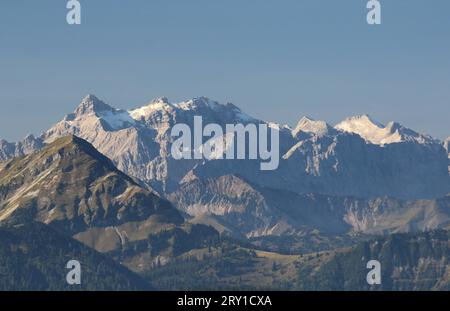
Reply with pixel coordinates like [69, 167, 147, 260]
[2, 95, 447, 200]
[0, 134, 44, 161]
[191, 130, 449, 199]
[169, 174, 450, 238]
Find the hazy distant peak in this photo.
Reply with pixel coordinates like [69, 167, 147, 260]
[0, 137, 11, 144]
[23, 133, 35, 140]
[152, 96, 170, 104]
[175, 97, 220, 111]
[22, 134, 39, 145]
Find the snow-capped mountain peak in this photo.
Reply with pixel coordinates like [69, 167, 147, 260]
[173, 97, 255, 122]
[292, 116, 335, 138]
[44, 95, 137, 143]
[335, 115, 434, 145]
[1, 94, 448, 200]
[335, 114, 383, 133]
[130, 96, 258, 125]
[175, 97, 219, 111]
[73, 95, 135, 130]
[74, 94, 115, 116]
[129, 97, 175, 121]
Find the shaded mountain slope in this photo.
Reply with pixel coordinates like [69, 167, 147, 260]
[295, 230, 450, 291]
[0, 222, 151, 291]
[144, 230, 450, 291]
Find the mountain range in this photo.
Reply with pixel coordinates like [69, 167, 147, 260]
[1, 95, 448, 199]
[0, 94, 449, 290]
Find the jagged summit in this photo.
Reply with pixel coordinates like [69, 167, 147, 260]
[293, 116, 335, 138]
[61, 95, 136, 131]
[334, 114, 389, 144]
[1, 94, 447, 200]
[335, 114, 383, 132]
[0, 134, 36, 145]
[176, 97, 218, 110]
[23, 133, 36, 140]
[75, 94, 114, 115]
[129, 97, 175, 120]
[130, 96, 219, 117]
[0, 137, 11, 144]
[129, 96, 255, 124]
[335, 114, 433, 145]
[153, 96, 170, 104]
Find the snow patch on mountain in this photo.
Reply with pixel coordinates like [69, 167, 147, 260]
[64, 94, 136, 131]
[130, 96, 257, 126]
[98, 110, 136, 130]
[129, 97, 174, 120]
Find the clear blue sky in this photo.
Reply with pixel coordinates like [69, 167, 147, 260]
[0, 0, 449, 141]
